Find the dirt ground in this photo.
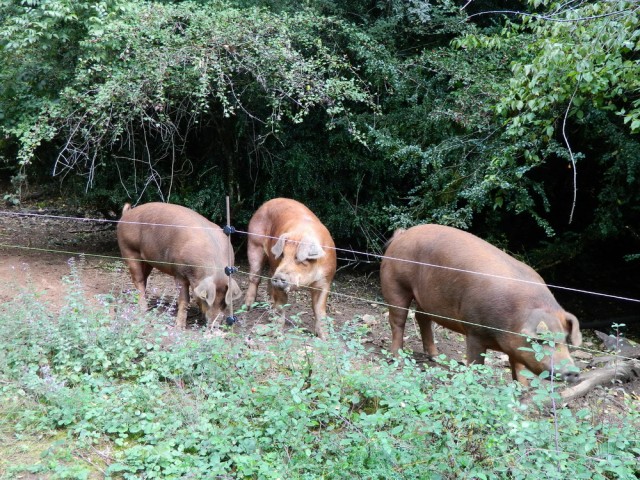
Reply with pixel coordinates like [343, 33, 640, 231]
[1, 202, 639, 408]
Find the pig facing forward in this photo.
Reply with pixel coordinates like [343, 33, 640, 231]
[244, 198, 337, 339]
[380, 224, 582, 383]
[117, 202, 242, 329]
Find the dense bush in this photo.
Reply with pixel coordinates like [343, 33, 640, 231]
[1, 260, 638, 479]
[1, 0, 639, 258]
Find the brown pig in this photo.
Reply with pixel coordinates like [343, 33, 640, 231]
[380, 224, 582, 383]
[117, 202, 242, 329]
[244, 198, 337, 339]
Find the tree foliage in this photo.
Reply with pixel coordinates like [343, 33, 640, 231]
[1, 0, 639, 255]
[498, 1, 640, 135]
[458, 1, 640, 242]
[1, 1, 375, 207]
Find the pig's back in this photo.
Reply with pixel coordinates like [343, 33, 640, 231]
[119, 202, 225, 254]
[251, 198, 325, 233]
[384, 224, 544, 288]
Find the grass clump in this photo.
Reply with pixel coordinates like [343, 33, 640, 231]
[0, 259, 638, 479]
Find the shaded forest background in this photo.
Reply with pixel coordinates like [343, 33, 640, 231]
[0, 0, 638, 327]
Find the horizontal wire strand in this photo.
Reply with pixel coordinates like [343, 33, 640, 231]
[2, 209, 638, 304]
[236, 266, 639, 362]
[237, 228, 640, 304]
[0, 240, 636, 363]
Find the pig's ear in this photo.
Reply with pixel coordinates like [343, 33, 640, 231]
[565, 312, 582, 346]
[194, 277, 216, 307]
[535, 320, 550, 336]
[226, 278, 243, 304]
[271, 233, 290, 259]
[296, 235, 326, 261]
[522, 309, 550, 340]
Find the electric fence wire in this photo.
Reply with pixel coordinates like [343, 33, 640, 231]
[1, 209, 638, 363]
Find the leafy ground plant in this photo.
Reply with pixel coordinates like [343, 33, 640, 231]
[0, 260, 638, 479]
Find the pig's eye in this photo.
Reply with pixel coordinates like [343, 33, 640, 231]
[298, 260, 310, 266]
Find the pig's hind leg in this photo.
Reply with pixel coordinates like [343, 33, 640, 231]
[126, 259, 152, 312]
[244, 238, 267, 309]
[465, 336, 488, 367]
[415, 310, 439, 358]
[175, 278, 190, 330]
[383, 288, 413, 356]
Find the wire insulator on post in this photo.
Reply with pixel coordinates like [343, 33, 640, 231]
[224, 196, 238, 328]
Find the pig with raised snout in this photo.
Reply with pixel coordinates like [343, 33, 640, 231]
[380, 224, 582, 384]
[117, 202, 242, 329]
[244, 198, 337, 339]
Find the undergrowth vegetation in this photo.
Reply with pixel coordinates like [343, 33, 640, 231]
[1, 260, 638, 479]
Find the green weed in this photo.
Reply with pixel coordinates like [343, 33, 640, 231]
[1, 260, 638, 479]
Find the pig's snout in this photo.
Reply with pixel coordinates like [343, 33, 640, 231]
[548, 358, 580, 383]
[559, 368, 580, 384]
[271, 274, 289, 291]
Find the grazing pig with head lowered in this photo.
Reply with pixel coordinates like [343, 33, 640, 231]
[380, 224, 582, 384]
[117, 202, 242, 329]
[244, 198, 337, 339]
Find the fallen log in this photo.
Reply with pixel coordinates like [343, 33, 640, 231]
[559, 359, 640, 403]
[594, 330, 640, 358]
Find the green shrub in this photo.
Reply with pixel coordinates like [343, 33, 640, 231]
[1, 260, 638, 479]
